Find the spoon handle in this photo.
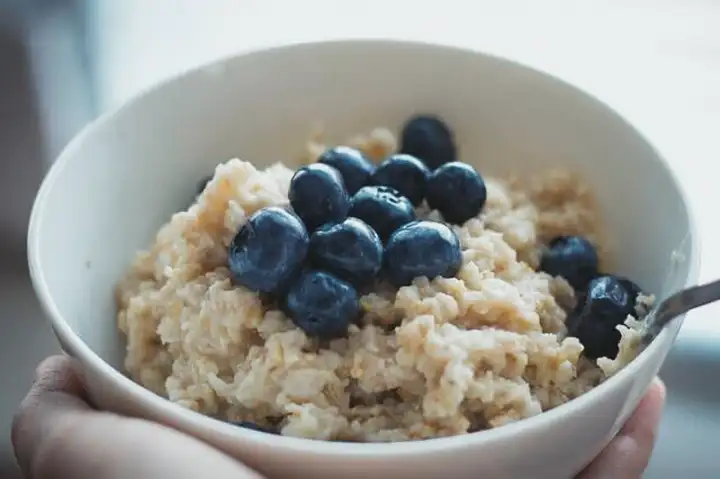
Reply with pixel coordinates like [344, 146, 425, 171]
[641, 278, 720, 346]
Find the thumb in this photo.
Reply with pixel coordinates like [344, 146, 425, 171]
[578, 378, 666, 479]
[12, 355, 93, 475]
[12, 355, 265, 479]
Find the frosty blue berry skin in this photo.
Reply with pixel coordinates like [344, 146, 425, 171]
[309, 217, 383, 287]
[348, 185, 415, 243]
[228, 207, 309, 294]
[425, 161, 487, 225]
[289, 163, 350, 232]
[383, 220, 462, 287]
[318, 146, 376, 195]
[567, 275, 637, 360]
[371, 154, 431, 206]
[400, 114, 457, 170]
[540, 235, 599, 291]
[284, 270, 360, 339]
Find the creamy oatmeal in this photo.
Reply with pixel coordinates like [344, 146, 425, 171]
[116, 124, 651, 442]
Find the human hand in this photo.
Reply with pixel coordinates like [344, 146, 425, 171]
[578, 377, 666, 479]
[12, 355, 262, 479]
[12, 355, 665, 479]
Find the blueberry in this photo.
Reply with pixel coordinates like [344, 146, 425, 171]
[425, 162, 487, 225]
[309, 218, 383, 287]
[289, 163, 350, 231]
[228, 207, 309, 293]
[400, 114, 457, 170]
[384, 220, 462, 287]
[617, 276, 643, 304]
[540, 236, 599, 291]
[349, 186, 416, 243]
[197, 175, 213, 196]
[371, 154, 431, 206]
[318, 146, 376, 195]
[582, 275, 642, 315]
[567, 275, 635, 359]
[285, 270, 360, 339]
[234, 421, 276, 434]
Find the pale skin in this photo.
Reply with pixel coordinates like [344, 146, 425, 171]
[12, 355, 666, 479]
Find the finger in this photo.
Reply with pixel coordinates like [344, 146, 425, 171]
[617, 378, 666, 441]
[578, 378, 667, 479]
[12, 355, 93, 475]
[13, 355, 265, 479]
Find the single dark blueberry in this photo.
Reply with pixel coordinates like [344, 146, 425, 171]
[197, 175, 213, 196]
[567, 275, 636, 360]
[349, 186, 416, 243]
[318, 146, 376, 195]
[426, 162, 487, 225]
[371, 154, 431, 206]
[384, 220, 462, 287]
[285, 270, 360, 339]
[573, 273, 640, 314]
[616, 276, 643, 307]
[400, 114, 457, 170]
[234, 421, 276, 434]
[309, 218, 383, 287]
[228, 207, 309, 293]
[289, 163, 350, 231]
[540, 236, 599, 291]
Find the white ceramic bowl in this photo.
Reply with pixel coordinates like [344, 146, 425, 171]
[28, 40, 699, 479]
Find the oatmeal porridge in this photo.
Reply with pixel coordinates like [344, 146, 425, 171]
[116, 115, 653, 442]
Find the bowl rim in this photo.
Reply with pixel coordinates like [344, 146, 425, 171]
[27, 37, 701, 457]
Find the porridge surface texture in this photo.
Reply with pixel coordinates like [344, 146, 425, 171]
[116, 128, 646, 441]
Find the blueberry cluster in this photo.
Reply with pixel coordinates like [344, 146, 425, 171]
[227, 115, 484, 340]
[205, 116, 645, 363]
[539, 235, 644, 359]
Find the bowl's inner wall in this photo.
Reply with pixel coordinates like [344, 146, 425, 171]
[34, 41, 692, 369]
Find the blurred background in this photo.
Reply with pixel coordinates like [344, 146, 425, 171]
[0, 1, 719, 477]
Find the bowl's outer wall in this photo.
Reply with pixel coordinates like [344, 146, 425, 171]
[73, 332, 678, 479]
[29, 40, 696, 479]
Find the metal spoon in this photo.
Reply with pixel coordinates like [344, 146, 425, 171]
[639, 278, 720, 349]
